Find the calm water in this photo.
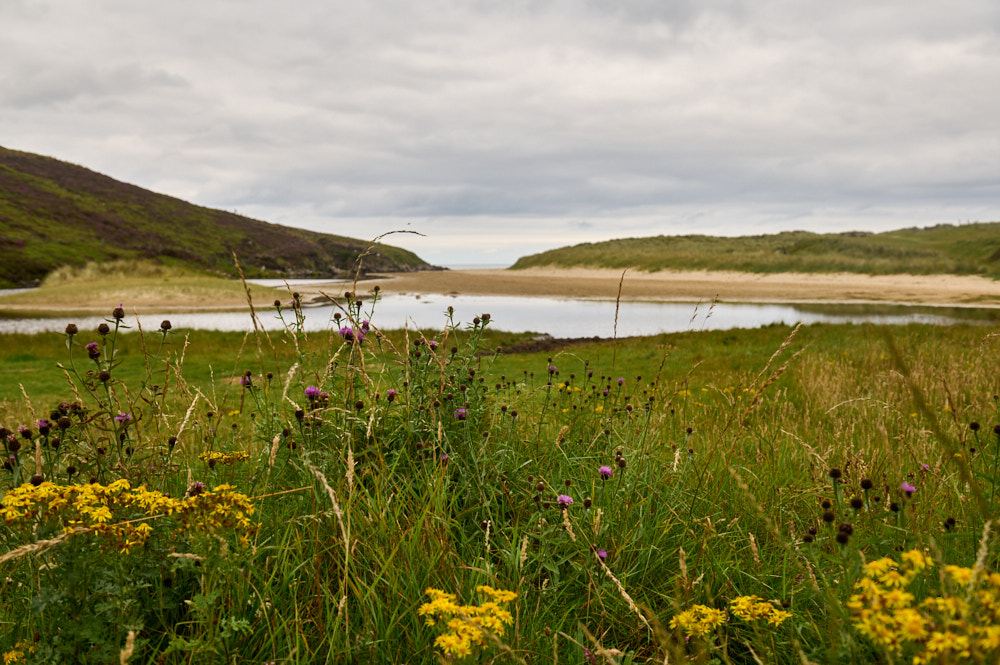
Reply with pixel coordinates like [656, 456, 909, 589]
[0, 293, 997, 337]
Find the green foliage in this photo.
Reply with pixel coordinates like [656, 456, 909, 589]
[3, 299, 1000, 663]
[511, 224, 1000, 277]
[0, 146, 432, 288]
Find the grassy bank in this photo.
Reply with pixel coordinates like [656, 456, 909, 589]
[0, 260, 290, 313]
[0, 146, 433, 288]
[2, 300, 1000, 663]
[511, 223, 1000, 276]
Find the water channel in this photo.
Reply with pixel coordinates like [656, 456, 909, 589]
[0, 291, 997, 338]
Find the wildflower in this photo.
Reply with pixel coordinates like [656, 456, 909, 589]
[597, 549, 608, 560]
[86, 342, 100, 359]
[305, 386, 320, 400]
[112, 303, 125, 320]
[160, 319, 172, 332]
[419, 586, 517, 658]
[617, 377, 624, 386]
[548, 365, 557, 374]
[198, 451, 250, 466]
[37, 420, 51, 436]
[598, 465, 613, 480]
[239, 371, 252, 387]
[97, 322, 110, 335]
[338, 326, 365, 343]
[557, 494, 573, 508]
[670, 604, 727, 637]
[729, 595, 791, 626]
[115, 413, 132, 425]
[64, 323, 78, 336]
[900, 481, 916, 495]
[386, 389, 397, 402]
[454, 408, 468, 421]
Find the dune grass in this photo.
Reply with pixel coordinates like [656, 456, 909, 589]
[511, 223, 1000, 277]
[2, 297, 1000, 663]
[0, 260, 287, 313]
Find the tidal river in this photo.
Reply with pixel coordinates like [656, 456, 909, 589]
[0, 293, 997, 338]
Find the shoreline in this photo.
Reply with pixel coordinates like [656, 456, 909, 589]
[335, 267, 1000, 309]
[1, 268, 999, 314]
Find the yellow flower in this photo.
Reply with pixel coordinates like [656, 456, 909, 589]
[670, 604, 727, 637]
[419, 586, 517, 658]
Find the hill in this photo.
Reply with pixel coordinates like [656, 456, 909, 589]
[0, 146, 434, 288]
[510, 225, 1000, 276]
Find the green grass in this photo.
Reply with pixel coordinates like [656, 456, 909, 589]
[0, 146, 433, 288]
[2, 303, 1000, 664]
[510, 224, 1000, 277]
[0, 260, 288, 313]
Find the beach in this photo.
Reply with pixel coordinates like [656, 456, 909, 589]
[321, 267, 1000, 308]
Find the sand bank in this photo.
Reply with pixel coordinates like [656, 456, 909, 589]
[323, 268, 1000, 308]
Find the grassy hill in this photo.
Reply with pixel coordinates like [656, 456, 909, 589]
[511, 225, 1000, 276]
[0, 146, 434, 288]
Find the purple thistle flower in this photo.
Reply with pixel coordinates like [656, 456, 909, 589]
[305, 386, 320, 400]
[361, 319, 370, 331]
[239, 374, 252, 387]
[386, 389, 397, 402]
[115, 412, 132, 424]
[548, 365, 557, 374]
[597, 549, 608, 560]
[921, 464, 930, 471]
[598, 465, 614, 480]
[617, 377, 624, 386]
[557, 494, 573, 508]
[428, 340, 438, 351]
[454, 408, 468, 421]
[900, 481, 916, 495]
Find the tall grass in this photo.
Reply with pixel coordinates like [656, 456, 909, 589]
[2, 297, 1000, 663]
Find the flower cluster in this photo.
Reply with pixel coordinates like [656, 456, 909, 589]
[418, 585, 517, 658]
[198, 450, 251, 466]
[669, 604, 728, 637]
[848, 549, 1000, 664]
[1, 480, 255, 553]
[728, 595, 792, 626]
[2, 641, 35, 664]
[670, 596, 790, 639]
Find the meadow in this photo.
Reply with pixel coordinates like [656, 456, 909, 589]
[2, 292, 1000, 664]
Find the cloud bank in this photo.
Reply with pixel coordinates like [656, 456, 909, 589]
[3, 0, 998, 264]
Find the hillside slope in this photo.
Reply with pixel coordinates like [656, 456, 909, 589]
[511, 226, 1000, 276]
[0, 146, 434, 288]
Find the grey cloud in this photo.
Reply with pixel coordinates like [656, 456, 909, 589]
[1, 0, 997, 265]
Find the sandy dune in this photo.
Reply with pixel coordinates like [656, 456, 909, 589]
[316, 268, 1000, 308]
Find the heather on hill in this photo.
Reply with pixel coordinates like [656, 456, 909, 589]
[0, 146, 434, 288]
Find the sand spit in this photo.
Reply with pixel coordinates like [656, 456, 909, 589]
[317, 268, 1000, 308]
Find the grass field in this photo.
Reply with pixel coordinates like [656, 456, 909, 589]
[510, 223, 1000, 277]
[2, 297, 1000, 663]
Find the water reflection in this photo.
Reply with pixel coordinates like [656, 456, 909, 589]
[0, 294, 996, 337]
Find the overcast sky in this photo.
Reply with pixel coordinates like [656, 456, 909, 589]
[3, 1, 999, 266]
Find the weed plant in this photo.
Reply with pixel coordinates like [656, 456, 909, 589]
[2, 293, 1000, 663]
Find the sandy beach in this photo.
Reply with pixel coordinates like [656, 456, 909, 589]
[3, 268, 999, 314]
[312, 267, 1000, 308]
